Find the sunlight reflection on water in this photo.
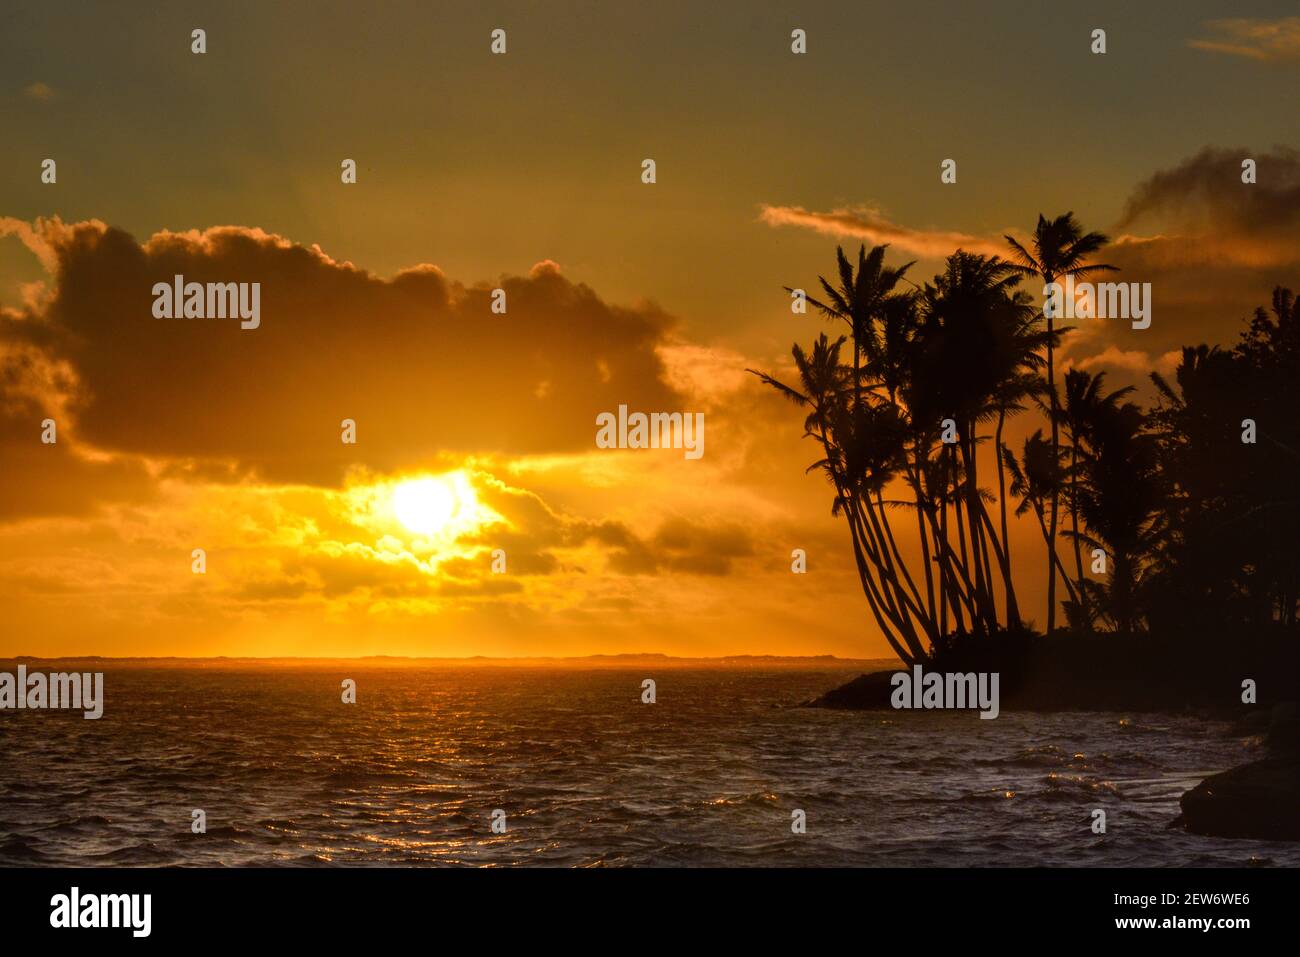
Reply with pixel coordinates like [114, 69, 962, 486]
[1, 668, 1294, 867]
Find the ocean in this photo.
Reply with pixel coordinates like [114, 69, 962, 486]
[1, 666, 1295, 867]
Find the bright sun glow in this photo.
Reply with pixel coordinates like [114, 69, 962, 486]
[392, 477, 459, 535]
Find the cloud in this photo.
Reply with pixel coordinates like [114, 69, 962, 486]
[1117, 145, 1300, 245]
[1189, 17, 1300, 62]
[460, 474, 756, 579]
[0, 214, 946, 657]
[759, 148, 1300, 398]
[22, 81, 56, 100]
[1065, 346, 1180, 377]
[1096, 146, 1300, 351]
[0, 216, 94, 273]
[596, 516, 755, 576]
[0, 335, 152, 520]
[657, 341, 750, 407]
[759, 204, 1004, 259]
[0, 219, 686, 492]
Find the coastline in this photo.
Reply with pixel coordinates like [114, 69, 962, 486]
[807, 666, 1300, 843]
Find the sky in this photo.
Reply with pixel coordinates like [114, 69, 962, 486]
[1, 1, 1298, 658]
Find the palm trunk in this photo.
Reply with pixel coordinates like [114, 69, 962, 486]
[995, 410, 1020, 627]
[875, 489, 935, 644]
[1069, 440, 1086, 629]
[951, 447, 972, 635]
[852, 315, 862, 413]
[845, 505, 916, 663]
[938, 495, 949, 638]
[959, 427, 996, 633]
[1032, 504, 1080, 607]
[938, 452, 968, 636]
[822, 437, 925, 664]
[863, 489, 929, 628]
[1046, 309, 1060, 634]
[914, 461, 938, 624]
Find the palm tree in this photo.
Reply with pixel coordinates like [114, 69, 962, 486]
[749, 332, 928, 664]
[1003, 431, 1080, 616]
[1073, 401, 1163, 633]
[757, 245, 1074, 662]
[1004, 213, 1116, 634]
[991, 369, 1044, 628]
[788, 244, 938, 658]
[909, 252, 1048, 634]
[1148, 291, 1300, 630]
[1057, 369, 1134, 627]
[794, 244, 915, 410]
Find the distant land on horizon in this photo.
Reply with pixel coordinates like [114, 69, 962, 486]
[0, 653, 900, 670]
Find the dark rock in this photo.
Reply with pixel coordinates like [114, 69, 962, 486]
[1270, 702, 1300, 752]
[805, 630, 1300, 712]
[804, 670, 897, 709]
[1178, 758, 1300, 841]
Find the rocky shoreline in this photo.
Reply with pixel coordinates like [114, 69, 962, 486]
[1175, 703, 1300, 841]
[808, 669, 1300, 842]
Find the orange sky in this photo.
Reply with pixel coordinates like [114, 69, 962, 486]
[1, 4, 1298, 657]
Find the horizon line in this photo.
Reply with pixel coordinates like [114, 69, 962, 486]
[0, 652, 898, 667]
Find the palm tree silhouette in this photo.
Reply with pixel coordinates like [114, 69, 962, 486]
[1058, 369, 1134, 628]
[1003, 430, 1080, 615]
[1004, 213, 1116, 634]
[749, 331, 927, 664]
[910, 252, 1048, 632]
[755, 245, 1063, 659]
[1148, 289, 1300, 629]
[1073, 401, 1163, 633]
[759, 236, 1300, 670]
[794, 244, 916, 409]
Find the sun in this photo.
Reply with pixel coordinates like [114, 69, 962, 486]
[392, 477, 459, 536]
[377, 470, 495, 545]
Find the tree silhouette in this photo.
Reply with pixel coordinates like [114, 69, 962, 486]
[1148, 289, 1300, 632]
[758, 237, 1298, 666]
[1072, 400, 1163, 633]
[754, 246, 1049, 662]
[1004, 214, 1116, 634]
[1057, 369, 1134, 628]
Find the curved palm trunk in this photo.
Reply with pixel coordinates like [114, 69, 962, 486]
[874, 488, 935, 643]
[822, 442, 925, 665]
[937, 450, 968, 637]
[861, 490, 930, 628]
[844, 507, 916, 663]
[1030, 502, 1080, 607]
[995, 410, 1021, 627]
[1068, 440, 1087, 628]
[954, 480, 970, 607]
[912, 459, 938, 624]
[926, 507, 981, 620]
[958, 426, 998, 634]
[938, 488, 949, 638]
[1046, 308, 1061, 634]
[949, 447, 973, 635]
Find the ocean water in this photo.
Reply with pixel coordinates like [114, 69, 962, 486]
[0, 667, 1295, 867]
